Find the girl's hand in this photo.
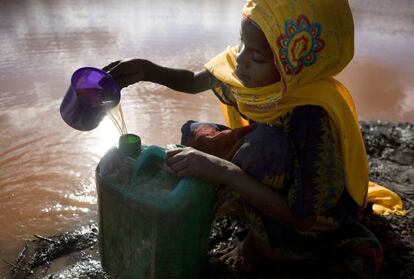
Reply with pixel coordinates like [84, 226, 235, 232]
[102, 58, 147, 89]
[165, 147, 239, 184]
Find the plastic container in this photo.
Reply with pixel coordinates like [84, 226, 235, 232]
[96, 144, 214, 279]
[60, 67, 120, 131]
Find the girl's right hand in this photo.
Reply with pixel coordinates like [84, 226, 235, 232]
[102, 58, 147, 89]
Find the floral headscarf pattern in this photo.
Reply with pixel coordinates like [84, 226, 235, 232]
[277, 14, 325, 75]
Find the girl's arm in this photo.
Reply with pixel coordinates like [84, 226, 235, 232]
[103, 59, 213, 94]
[165, 147, 315, 231]
[222, 160, 316, 230]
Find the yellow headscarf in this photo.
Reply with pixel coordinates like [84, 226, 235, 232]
[205, 0, 404, 215]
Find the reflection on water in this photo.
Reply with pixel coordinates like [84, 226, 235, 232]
[0, 0, 413, 275]
[339, 61, 414, 121]
[342, 0, 414, 122]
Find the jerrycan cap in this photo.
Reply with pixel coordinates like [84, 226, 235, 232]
[119, 134, 141, 158]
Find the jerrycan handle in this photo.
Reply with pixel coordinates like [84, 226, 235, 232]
[129, 145, 167, 184]
[129, 144, 188, 187]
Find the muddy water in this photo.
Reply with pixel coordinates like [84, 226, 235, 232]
[0, 0, 413, 275]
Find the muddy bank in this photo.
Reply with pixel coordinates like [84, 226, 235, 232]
[6, 121, 414, 279]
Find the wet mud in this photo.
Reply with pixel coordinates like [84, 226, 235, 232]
[6, 121, 414, 279]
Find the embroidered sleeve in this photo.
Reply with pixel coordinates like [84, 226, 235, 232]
[287, 106, 346, 218]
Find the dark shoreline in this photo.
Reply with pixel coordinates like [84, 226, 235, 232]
[6, 121, 414, 279]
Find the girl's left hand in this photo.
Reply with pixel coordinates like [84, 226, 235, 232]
[165, 147, 237, 184]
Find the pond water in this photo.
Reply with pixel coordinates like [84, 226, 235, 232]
[0, 0, 413, 275]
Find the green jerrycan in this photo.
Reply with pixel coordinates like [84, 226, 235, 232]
[96, 140, 214, 279]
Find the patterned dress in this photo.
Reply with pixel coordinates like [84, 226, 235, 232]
[181, 102, 383, 278]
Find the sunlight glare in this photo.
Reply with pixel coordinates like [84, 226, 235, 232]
[90, 116, 121, 157]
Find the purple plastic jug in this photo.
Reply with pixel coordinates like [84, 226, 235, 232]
[60, 67, 120, 131]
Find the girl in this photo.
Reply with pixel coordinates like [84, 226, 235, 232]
[104, 0, 402, 277]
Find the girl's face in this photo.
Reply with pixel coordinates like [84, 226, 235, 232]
[236, 19, 281, 88]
